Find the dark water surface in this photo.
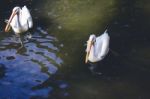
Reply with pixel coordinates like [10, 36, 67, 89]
[0, 0, 150, 99]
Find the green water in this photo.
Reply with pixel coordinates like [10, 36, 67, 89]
[33, 0, 118, 67]
[0, 0, 150, 99]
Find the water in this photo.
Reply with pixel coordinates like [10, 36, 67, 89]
[0, 0, 150, 99]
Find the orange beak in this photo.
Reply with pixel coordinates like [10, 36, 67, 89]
[5, 11, 17, 32]
[85, 41, 93, 63]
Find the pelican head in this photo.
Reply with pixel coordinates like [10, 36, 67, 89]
[5, 7, 21, 32]
[85, 34, 96, 63]
[12, 7, 20, 13]
[89, 34, 96, 42]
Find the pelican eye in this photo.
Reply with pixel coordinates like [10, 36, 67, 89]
[92, 39, 96, 44]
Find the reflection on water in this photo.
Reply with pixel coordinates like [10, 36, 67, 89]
[0, 27, 68, 98]
[0, 0, 150, 99]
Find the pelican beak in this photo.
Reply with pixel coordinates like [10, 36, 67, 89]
[85, 41, 93, 63]
[5, 11, 17, 32]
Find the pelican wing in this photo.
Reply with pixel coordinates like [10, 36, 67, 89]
[22, 6, 33, 28]
[97, 33, 110, 59]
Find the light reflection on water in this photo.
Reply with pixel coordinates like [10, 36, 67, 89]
[0, 27, 67, 98]
[0, 0, 150, 99]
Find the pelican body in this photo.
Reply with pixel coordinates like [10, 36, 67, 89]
[5, 6, 33, 34]
[85, 30, 110, 63]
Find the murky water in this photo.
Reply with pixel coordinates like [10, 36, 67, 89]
[0, 0, 150, 99]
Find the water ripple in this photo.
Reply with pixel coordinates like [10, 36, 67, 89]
[0, 27, 64, 98]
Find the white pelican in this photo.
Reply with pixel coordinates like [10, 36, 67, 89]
[5, 6, 33, 47]
[85, 30, 110, 63]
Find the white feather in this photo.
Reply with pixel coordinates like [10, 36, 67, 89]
[87, 30, 110, 62]
[10, 6, 33, 34]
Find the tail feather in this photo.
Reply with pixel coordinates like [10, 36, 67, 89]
[104, 29, 108, 33]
